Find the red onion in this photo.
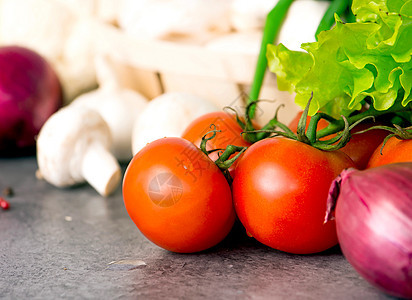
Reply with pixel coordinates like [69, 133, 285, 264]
[325, 163, 412, 299]
[0, 46, 62, 156]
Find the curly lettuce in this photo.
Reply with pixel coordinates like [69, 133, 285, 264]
[267, 0, 412, 117]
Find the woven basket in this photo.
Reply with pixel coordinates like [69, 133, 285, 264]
[94, 21, 301, 126]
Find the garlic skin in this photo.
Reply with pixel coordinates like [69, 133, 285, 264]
[326, 164, 412, 299]
[132, 92, 218, 155]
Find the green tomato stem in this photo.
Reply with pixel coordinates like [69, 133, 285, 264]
[198, 125, 247, 184]
[214, 145, 247, 185]
[254, 104, 295, 141]
[312, 116, 351, 151]
[215, 145, 247, 170]
[306, 113, 321, 144]
[316, 101, 412, 139]
[199, 125, 220, 155]
[296, 93, 312, 144]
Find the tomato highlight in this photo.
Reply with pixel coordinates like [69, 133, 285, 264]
[122, 137, 235, 253]
[367, 136, 412, 168]
[232, 137, 355, 254]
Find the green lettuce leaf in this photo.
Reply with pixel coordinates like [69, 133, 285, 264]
[267, 0, 412, 117]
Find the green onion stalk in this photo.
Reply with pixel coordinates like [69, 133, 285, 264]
[243, 0, 353, 143]
[247, 0, 352, 120]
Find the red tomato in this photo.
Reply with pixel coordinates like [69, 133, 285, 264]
[123, 137, 235, 253]
[340, 124, 388, 169]
[367, 137, 412, 168]
[182, 111, 254, 176]
[232, 137, 355, 254]
[289, 111, 387, 169]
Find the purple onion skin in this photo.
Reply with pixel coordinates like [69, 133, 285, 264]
[326, 163, 412, 299]
[0, 46, 62, 156]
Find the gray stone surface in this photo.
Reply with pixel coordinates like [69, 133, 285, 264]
[0, 157, 395, 299]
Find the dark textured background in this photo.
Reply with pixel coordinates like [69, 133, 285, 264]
[0, 157, 394, 299]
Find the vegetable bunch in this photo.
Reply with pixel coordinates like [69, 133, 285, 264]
[121, 1, 412, 299]
[267, 0, 412, 118]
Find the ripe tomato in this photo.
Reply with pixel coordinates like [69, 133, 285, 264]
[367, 137, 412, 168]
[232, 137, 355, 254]
[289, 111, 387, 169]
[123, 137, 235, 253]
[182, 111, 254, 176]
[340, 124, 388, 169]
